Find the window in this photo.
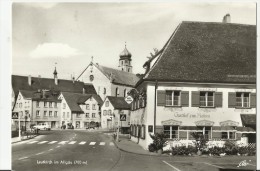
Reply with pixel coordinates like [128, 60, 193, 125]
[115, 88, 119, 97]
[92, 113, 95, 118]
[105, 101, 109, 107]
[221, 131, 236, 140]
[85, 113, 89, 118]
[49, 111, 53, 117]
[89, 97, 92, 101]
[92, 104, 96, 110]
[163, 126, 179, 139]
[200, 92, 214, 107]
[63, 103, 66, 109]
[19, 103, 22, 108]
[104, 88, 106, 94]
[67, 112, 70, 118]
[76, 114, 81, 118]
[236, 92, 250, 108]
[103, 110, 107, 116]
[36, 101, 40, 108]
[166, 91, 181, 106]
[44, 111, 47, 117]
[54, 102, 57, 108]
[54, 111, 58, 117]
[36, 111, 40, 117]
[44, 102, 48, 107]
[63, 112, 65, 118]
[49, 102, 53, 108]
[108, 110, 112, 116]
[86, 104, 90, 110]
[124, 89, 127, 97]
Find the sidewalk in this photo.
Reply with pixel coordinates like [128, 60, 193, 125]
[12, 134, 38, 144]
[113, 135, 167, 156]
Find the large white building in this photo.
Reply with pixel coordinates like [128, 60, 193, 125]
[76, 46, 140, 100]
[130, 19, 256, 149]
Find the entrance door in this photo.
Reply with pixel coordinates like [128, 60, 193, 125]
[76, 121, 80, 129]
[107, 120, 112, 129]
[51, 121, 56, 128]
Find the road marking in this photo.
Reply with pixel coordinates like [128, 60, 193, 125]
[68, 141, 77, 144]
[203, 162, 224, 169]
[48, 141, 58, 144]
[99, 142, 105, 145]
[36, 152, 45, 155]
[38, 141, 48, 144]
[27, 141, 38, 144]
[18, 157, 28, 160]
[162, 161, 181, 171]
[109, 142, 114, 146]
[89, 142, 96, 145]
[58, 141, 68, 144]
[79, 141, 86, 145]
[48, 149, 53, 151]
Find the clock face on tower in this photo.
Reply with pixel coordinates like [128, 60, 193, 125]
[89, 75, 94, 82]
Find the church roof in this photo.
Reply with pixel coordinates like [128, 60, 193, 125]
[141, 21, 256, 84]
[119, 46, 132, 58]
[95, 64, 140, 87]
[12, 75, 97, 99]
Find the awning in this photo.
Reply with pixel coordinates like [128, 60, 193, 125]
[212, 126, 236, 132]
[237, 126, 256, 133]
[240, 114, 256, 126]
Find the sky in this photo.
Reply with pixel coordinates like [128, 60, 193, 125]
[12, 2, 256, 80]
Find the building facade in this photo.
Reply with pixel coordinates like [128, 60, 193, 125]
[129, 20, 256, 150]
[101, 96, 130, 133]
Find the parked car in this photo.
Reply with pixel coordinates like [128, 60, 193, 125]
[33, 123, 51, 130]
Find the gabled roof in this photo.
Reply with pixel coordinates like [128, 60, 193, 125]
[96, 64, 140, 86]
[12, 75, 97, 98]
[143, 21, 256, 84]
[61, 92, 103, 113]
[19, 90, 61, 102]
[106, 96, 130, 110]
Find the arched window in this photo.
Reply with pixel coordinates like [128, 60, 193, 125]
[103, 88, 106, 94]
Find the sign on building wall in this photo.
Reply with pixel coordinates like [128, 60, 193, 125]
[120, 114, 126, 121]
[12, 112, 18, 119]
[125, 96, 133, 104]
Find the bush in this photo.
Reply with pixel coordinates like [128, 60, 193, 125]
[208, 146, 225, 156]
[172, 145, 197, 156]
[148, 143, 157, 152]
[149, 132, 168, 152]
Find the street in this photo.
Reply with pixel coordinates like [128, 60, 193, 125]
[12, 130, 173, 171]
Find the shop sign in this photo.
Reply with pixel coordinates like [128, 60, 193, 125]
[125, 96, 133, 104]
[120, 114, 126, 121]
[12, 112, 18, 119]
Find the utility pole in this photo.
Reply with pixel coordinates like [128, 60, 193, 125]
[18, 113, 21, 141]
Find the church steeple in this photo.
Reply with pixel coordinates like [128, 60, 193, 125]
[53, 64, 58, 85]
[118, 42, 132, 73]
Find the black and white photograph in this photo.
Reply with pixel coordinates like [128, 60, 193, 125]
[0, 1, 258, 171]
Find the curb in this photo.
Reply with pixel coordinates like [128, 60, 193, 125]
[112, 139, 170, 158]
[12, 135, 39, 144]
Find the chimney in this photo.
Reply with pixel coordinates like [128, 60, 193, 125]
[222, 14, 231, 23]
[28, 75, 31, 86]
[83, 88, 85, 94]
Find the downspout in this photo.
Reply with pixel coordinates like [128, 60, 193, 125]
[154, 80, 158, 133]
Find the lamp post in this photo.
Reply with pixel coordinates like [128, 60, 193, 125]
[18, 112, 21, 141]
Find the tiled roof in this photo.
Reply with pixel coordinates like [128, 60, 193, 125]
[12, 75, 97, 98]
[96, 64, 140, 86]
[62, 92, 103, 113]
[240, 114, 256, 126]
[144, 21, 256, 84]
[106, 96, 130, 110]
[20, 90, 61, 102]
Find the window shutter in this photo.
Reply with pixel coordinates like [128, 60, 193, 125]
[215, 92, 223, 107]
[228, 92, 236, 108]
[181, 91, 189, 107]
[191, 91, 200, 107]
[250, 93, 256, 108]
[157, 90, 166, 106]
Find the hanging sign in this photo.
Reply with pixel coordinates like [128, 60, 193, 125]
[125, 96, 133, 104]
[120, 114, 126, 121]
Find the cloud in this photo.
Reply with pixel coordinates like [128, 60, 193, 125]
[29, 43, 80, 58]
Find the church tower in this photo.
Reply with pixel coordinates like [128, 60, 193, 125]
[118, 43, 132, 73]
